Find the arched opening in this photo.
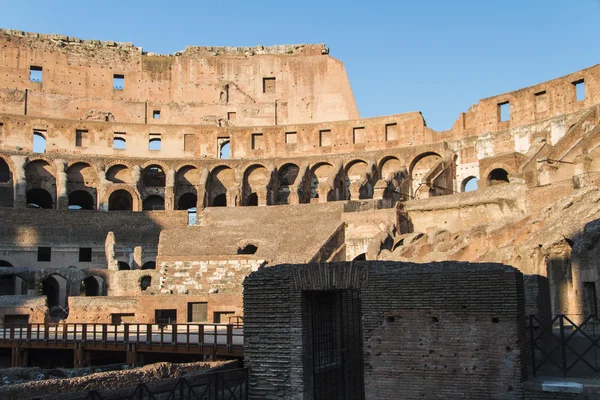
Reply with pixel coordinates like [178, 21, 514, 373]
[461, 176, 479, 192]
[310, 163, 335, 201]
[106, 165, 132, 184]
[118, 261, 130, 271]
[141, 261, 156, 270]
[81, 276, 104, 296]
[108, 190, 133, 211]
[0, 158, 11, 182]
[177, 193, 197, 210]
[277, 164, 299, 204]
[488, 168, 509, 185]
[26, 188, 53, 209]
[68, 190, 95, 210]
[353, 253, 366, 261]
[345, 160, 372, 200]
[40, 275, 68, 318]
[142, 165, 166, 187]
[33, 131, 47, 153]
[113, 137, 126, 150]
[0, 275, 26, 295]
[410, 152, 443, 197]
[219, 140, 231, 159]
[143, 195, 165, 211]
[212, 193, 227, 207]
[140, 276, 152, 291]
[238, 244, 258, 255]
[0, 260, 13, 267]
[246, 193, 258, 206]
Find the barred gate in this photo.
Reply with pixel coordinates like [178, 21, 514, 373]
[530, 314, 600, 377]
[85, 367, 248, 400]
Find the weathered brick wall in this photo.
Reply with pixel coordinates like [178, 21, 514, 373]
[244, 261, 527, 400]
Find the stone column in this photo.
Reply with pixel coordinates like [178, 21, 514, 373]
[97, 169, 109, 211]
[9, 155, 27, 208]
[164, 168, 175, 211]
[133, 246, 143, 269]
[257, 187, 268, 206]
[105, 232, 118, 271]
[373, 179, 388, 201]
[317, 182, 332, 203]
[54, 159, 68, 210]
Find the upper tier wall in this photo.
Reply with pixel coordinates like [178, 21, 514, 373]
[0, 29, 359, 126]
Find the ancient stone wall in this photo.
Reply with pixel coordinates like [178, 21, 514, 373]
[243, 261, 526, 399]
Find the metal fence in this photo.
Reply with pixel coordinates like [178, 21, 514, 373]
[530, 314, 600, 377]
[85, 367, 248, 400]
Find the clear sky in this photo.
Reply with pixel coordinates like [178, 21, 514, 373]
[1, 0, 599, 131]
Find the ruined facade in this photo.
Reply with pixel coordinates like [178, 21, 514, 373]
[0, 27, 599, 334]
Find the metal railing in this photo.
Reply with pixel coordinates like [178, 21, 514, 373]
[0, 323, 243, 353]
[85, 367, 248, 400]
[530, 314, 600, 377]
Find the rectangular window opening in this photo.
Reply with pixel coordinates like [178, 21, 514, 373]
[227, 112, 236, 121]
[29, 66, 42, 83]
[113, 132, 126, 150]
[149, 133, 161, 151]
[187, 302, 208, 322]
[263, 77, 276, 94]
[285, 131, 297, 145]
[113, 74, 125, 91]
[573, 79, 586, 102]
[33, 130, 47, 153]
[535, 90, 548, 113]
[252, 133, 263, 150]
[319, 129, 332, 147]
[155, 309, 177, 325]
[385, 123, 398, 141]
[218, 137, 230, 159]
[75, 129, 89, 147]
[79, 247, 92, 262]
[353, 127, 366, 144]
[498, 102, 510, 122]
[153, 110, 160, 119]
[37, 247, 51, 262]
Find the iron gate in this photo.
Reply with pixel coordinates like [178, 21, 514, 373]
[308, 290, 364, 400]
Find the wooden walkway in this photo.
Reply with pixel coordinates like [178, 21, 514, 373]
[0, 323, 244, 367]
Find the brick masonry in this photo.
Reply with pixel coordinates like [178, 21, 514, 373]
[243, 261, 527, 399]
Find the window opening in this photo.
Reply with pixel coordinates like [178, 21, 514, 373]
[286, 131, 297, 144]
[29, 66, 42, 82]
[153, 110, 160, 119]
[149, 133, 161, 151]
[498, 102, 510, 122]
[75, 129, 89, 147]
[79, 248, 92, 262]
[33, 131, 47, 153]
[38, 247, 51, 262]
[252, 133, 263, 150]
[574, 79, 586, 101]
[113, 74, 124, 90]
[218, 138, 230, 159]
[320, 130, 332, 147]
[113, 132, 126, 150]
[263, 77, 276, 93]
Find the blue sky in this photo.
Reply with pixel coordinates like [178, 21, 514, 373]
[1, 0, 599, 131]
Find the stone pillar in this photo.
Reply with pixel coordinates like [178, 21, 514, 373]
[105, 231, 118, 271]
[133, 246, 143, 269]
[97, 169, 109, 211]
[373, 179, 388, 201]
[54, 159, 68, 210]
[317, 182, 332, 203]
[10, 155, 27, 208]
[349, 181, 362, 200]
[288, 186, 300, 205]
[164, 168, 175, 211]
[257, 188, 268, 206]
[197, 184, 206, 209]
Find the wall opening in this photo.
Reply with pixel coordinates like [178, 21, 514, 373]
[353, 127, 366, 144]
[0, 158, 11, 182]
[177, 193, 197, 210]
[277, 163, 299, 204]
[227, 112, 236, 121]
[153, 110, 160, 119]
[140, 276, 152, 291]
[213, 311, 235, 323]
[319, 130, 332, 147]
[78, 247, 92, 262]
[142, 165, 166, 187]
[212, 193, 227, 207]
[535, 90, 548, 113]
[574, 79, 586, 102]
[143, 195, 165, 211]
[33, 131, 47, 153]
[106, 165, 131, 184]
[37, 247, 51, 262]
[285, 131, 297, 144]
[29, 66, 42, 82]
[252, 133, 263, 150]
[353, 253, 366, 261]
[113, 133, 126, 150]
[0, 260, 13, 267]
[263, 77, 276, 94]
[81, 276, 103, 296]
[40, 275, 69, 317]
[141, 261, 156, 270]
[0, 275, 26, 295]
[113, 74, 124, 90]
[75, 129, 89, 147]
[461, 176, 478, 192]
[218, 138, 230, 159]
[488, 168, 509, 185]
[385, 123, 398, 141]
[149, 134, 162, 151]
[246, 192, 258, 206]
[26, 188, 53, 209]
[118, 261, 130, 271]
[583, 282, 597, 316]
[108, 190, 133, 211]
[68, 190, 95, 210]
[155, 309, 177, 325]
[188, 302, 208, 322]
[238, 244, 258, 255]
[498, 102, 510, 122]
[184, 134, 197, 152]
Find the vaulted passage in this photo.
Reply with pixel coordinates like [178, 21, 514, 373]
[68, 190, 95, 210]
[26, 188, 53, 209]
[177, 193, 197, 210]
[108, 190, 133, 211]
[143, 195, 165, 211]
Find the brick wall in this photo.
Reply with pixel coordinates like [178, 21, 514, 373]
[244, 261, 526, 399]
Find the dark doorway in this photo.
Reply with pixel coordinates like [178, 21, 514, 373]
[246, 192, 258, 206]
[141, 261, 156, 270]
[212, 193, 227, 207]
[237, 244, 258, 255]
[118, 262, 130, 271]
[213, 311, 235, 324]
[155, 309, 177, 325]
[306, 290, 364, 400]
[142, 195, 165, 211]
[26, 188, 53, 209]
[177, 193, 197, 210]
[81, 276, 102, 296]
[108, 190, 133, 211]
[68, 190, 95, 210]
[488, 168, 509, 185]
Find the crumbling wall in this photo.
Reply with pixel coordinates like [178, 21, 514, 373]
[0, 296, 46, 323]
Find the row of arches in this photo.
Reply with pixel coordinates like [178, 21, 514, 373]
[0, 155, 514, 210]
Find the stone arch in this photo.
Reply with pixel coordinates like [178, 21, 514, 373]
[377, 156, 407, 201]
[40, 274, 69, 316]
[142, 165, 166, 188]
[66, 162, 97, 208]
[276, 163, 299, 204]
[81, 276, 104, 296]
[0, 274, 27, 295]
[243, 164, 270, 206]
[68, 190, 95, 210]
[461, 176, 479, 192]
[209, 165, 235, 207]
[26, 188, 54, 209]
[108, 189, 134, 211]
[488, 168, 510, 185]
[345, 159, 373, 200]
[353, 253, 366, 261]
[177, 192, 197, 210]
[118, 261, 130, 271]
[309, 162, 335, 201]
[0, 260, 13, 267]
[143, 195, 165, 211]
[0, 157, 13, 208]
[409, 152, 444, 198]
[219, 139, 231, 160]
[141, 261, 156, 270]
[106, 164, 133, 184]
[176, 165, 199, 197]
[25, 159, 56, 208]
[33, 131, 47, 153]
